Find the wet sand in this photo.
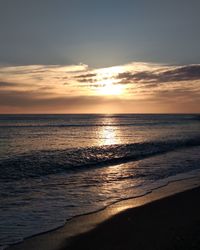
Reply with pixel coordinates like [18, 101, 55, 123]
[7, 177, 200, 250]
[64, 186, 200, 250]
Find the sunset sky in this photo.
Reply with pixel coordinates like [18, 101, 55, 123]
[0, 0, 200, 113]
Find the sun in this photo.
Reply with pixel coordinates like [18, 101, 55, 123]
[98, 82, 124, 96]
[93, 66, 125, 96]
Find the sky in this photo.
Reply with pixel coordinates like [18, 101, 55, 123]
[0, 0, 200, 113]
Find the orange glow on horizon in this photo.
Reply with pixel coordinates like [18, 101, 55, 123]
[0, 62, 200, 114]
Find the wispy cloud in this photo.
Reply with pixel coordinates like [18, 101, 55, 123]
[0, 81, 18, 87]
[0, 62, 199, 113]
[116, 64, 200, 84]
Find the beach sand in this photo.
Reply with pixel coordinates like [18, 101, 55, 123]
[65, 186, 200, 250]
[7, 177, 200, 250]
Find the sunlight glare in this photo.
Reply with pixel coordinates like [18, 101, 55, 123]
[98, 82, 124, 96]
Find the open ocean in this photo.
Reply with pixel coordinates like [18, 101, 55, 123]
[0, 114, 200, 249]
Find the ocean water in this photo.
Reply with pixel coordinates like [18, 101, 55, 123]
[0, 114, 200, 249]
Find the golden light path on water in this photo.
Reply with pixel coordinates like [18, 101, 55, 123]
[97, 116, 122, 145]
[99, 125, 119, 145]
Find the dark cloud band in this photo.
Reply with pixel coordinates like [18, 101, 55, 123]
[117, 65, 200, 84]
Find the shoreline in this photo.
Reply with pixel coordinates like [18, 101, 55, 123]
[65, 183, 200, 250]
[6, 175, 200, 250]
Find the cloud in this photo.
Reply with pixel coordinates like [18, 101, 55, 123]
[77, 78, 97, 83]
[0, 81, 31, 89]
[0, 62, 200, 113]
[0, 89, 96, 107]
[75, 73, 97, 78]
[159, 65, 200, 82]
[0, 81, 17, 87]
[0, 89, 129, 114]
[74, 73, 98, 83]
[117, 64, 200, 84]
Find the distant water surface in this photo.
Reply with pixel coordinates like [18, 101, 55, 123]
[0, 114, 200, 249]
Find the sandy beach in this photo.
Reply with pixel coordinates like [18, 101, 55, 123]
[64, 186, 200, 250]
[7, 177, 200, 250]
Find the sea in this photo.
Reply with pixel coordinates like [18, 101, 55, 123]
[0, 114, 200, 249]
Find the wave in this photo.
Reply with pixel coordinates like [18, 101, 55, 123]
[1, 137, 200, 182]
[0, 123, 183, 128]
[0, 121, 198, 128]
[0, 114, 199, 128]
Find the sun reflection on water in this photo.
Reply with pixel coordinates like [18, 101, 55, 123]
[98, 117, 121, 146]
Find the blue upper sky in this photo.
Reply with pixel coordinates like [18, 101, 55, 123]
[0, 0, 200, 67]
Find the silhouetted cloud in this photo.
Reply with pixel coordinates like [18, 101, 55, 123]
[0, 81, 30, 88]
[117, 65, 200, 84]
[75, 73, 97, 78]
[77, 78, 97, 83]
[0, 81, 17, 87]
[74, 73, 97, 83]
